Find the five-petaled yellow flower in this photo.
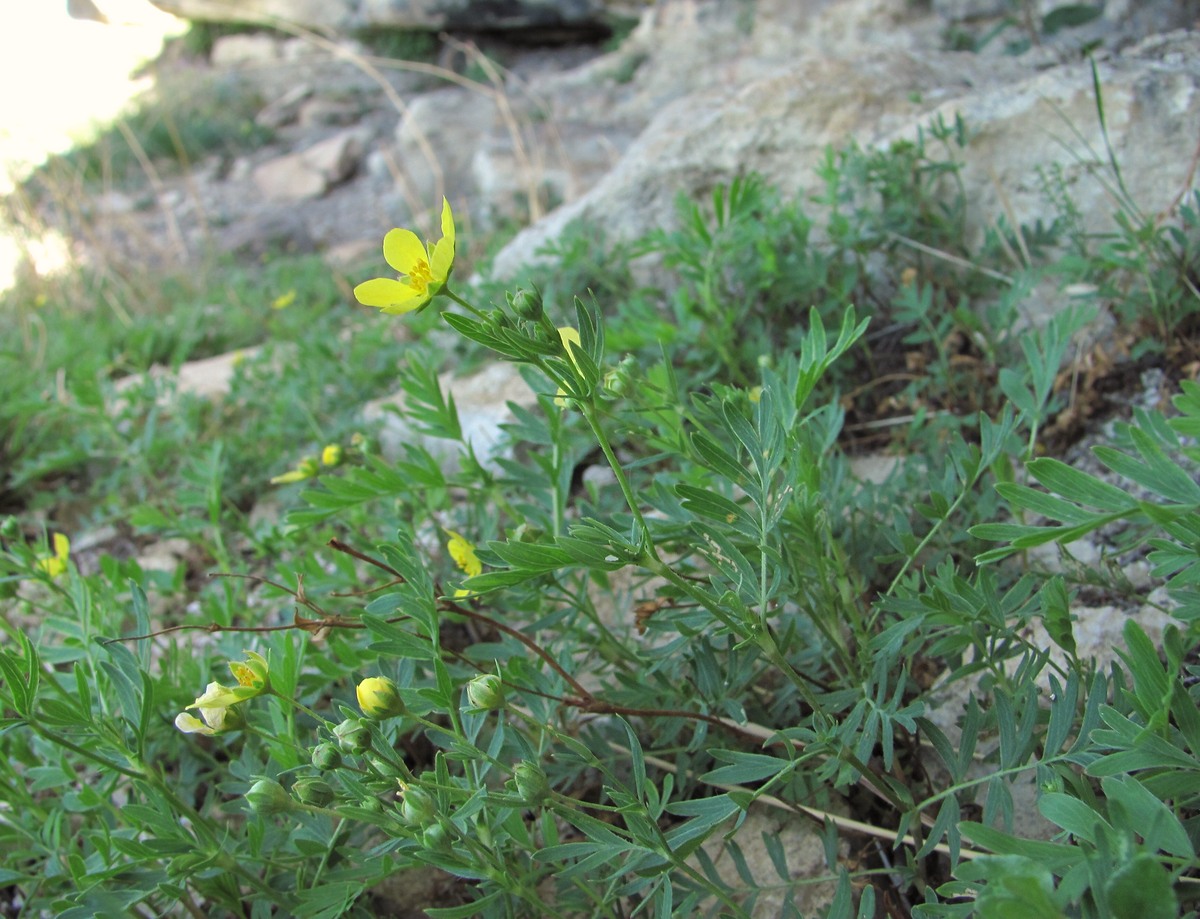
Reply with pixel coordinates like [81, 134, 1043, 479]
[445, 529, 482, 578]
[175, 651, 270, 735]
[36, 533, 70, 579]
[354, 198, 455, 315]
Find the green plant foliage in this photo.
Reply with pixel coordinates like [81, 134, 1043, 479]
[3, 106, 1200, 918]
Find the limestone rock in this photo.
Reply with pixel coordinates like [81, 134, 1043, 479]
[148, 0, 610, 33]
[210, 33, 283, 66]
[390, 87, 498, 208]
[490, 29, 1200, 280]
[364, 362, 537, 474]
[253, 128, 368, 201]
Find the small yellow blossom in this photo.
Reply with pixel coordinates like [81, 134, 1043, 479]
[354, 198, 456, 315]
[357, 676, 405, 719]
[270, 455, 320, 485]
[36, 533, 70, 578]
[271, 289, 297, 309]
[176, 652, 269, 736]
[321, 444, 343, 467]
[554, 327, 582, 408]
[445, 529, 482, 578]
[228, 650, 270, 693]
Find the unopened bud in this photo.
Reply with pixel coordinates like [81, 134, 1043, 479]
[293, 777, 335, 808]
[399, 786, 438, 827]
[333, 717, 372, 755]
[357, 676, 406, 720]
[245, 778, 294, 816]
[510, 287, 544, 322]
[465, 673, 505, 712]
[513, 762, 550, 806]
[422, 822, 453, 852]
[311, 742, 343, 771]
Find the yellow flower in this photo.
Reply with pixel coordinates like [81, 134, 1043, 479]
[354, 198, 456, 315]
[36, 533, 70, 578]
[445, 529, 482, 578]
[176, 652, 269, 736]
[271, 289, 296, 309]
[270, 455, 320, 484]
[554, 327, 582, 408]
[357, 676, 405, 719]
[321, 444, 343, 467]
[228, 650, 270, 694]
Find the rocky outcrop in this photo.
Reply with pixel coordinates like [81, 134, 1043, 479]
[147, 0, 613, 33]
[33, 0, 1200, 302]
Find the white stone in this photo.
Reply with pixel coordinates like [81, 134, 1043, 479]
[210, 33, 282, 66]
[364, 362, 537, 474]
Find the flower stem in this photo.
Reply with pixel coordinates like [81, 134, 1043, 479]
[443, 287, 488, 320]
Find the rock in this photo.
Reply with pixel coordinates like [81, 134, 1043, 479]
[364, 362, 537, 474]
[390, 87, 498, 209]
[216, 209, 315, 257]
[490, 28, 1200, 282]
[253, 128, 368, 201]
[297, 96, 361, 128]
[933, 0, 1011, 22]
[699, 809, 840, 916]
[210, 33, 283, 66]
[255, 84, 314, 130]
[148, 0, 610, 33]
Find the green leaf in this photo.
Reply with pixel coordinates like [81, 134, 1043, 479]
[1026, 458, 1135, 511]
[1106, 854, 1177, 919]
[1037, 793, 1110, 844]
[1042, 4, 1103, 35]
[1039, 576, 1076, 657]
[486, 540, 574, 573]
[701, 751, 790, 785]
[1101, 775, 1194, 859]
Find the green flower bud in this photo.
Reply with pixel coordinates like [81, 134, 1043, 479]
[465, 673, 505, 712]
[311, 742, 343, 771]
[0, 516, 19, 541]
[602, 355, 637, 398]
[245, 778, 294, 817]
[357, 676, 406, 720]
[333, 717, 372, 755]
[293, 777, 335, 808]
[485, 308, 513, 331]
[509, 287, 544, 322]
[422, 822, 453, 852]
[513, 762, 550, 806]
[399, 786, 438, 827]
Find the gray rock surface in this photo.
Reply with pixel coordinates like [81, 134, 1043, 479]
[148, 0, 612, 32]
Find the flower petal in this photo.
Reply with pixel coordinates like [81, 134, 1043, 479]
[439, 198, 455, 247]
[175, 711, 216, 735]
[355, 278, 422, 309]
[429, 237, 454, 283]
[379, 292, 430, 315]
[190, 680, 248, 709]
[382, 228, 427, 275]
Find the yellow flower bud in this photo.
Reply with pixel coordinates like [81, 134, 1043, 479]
[356, 676, 406, 720]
